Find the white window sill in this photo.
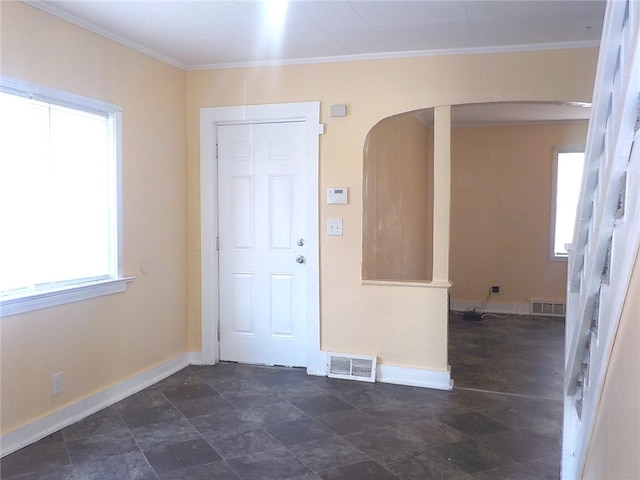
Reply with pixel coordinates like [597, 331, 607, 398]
[0, 277, 135, 317]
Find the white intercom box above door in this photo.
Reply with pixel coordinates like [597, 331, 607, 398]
[327, 187, 348, 205]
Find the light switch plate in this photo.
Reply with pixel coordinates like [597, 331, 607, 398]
[327, 219, 343, 236]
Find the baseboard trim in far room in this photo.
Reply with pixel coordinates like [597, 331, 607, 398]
[0, 352, 194, 458]
[449, 300, 530, 316]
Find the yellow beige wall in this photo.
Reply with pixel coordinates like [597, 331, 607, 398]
[0, 2, 187, 433]
[582, 248, 640, 479]
[450, 122, 588, 307]
[363, 112, 434, 282]
[0, 0, 601, 435]
[186, 48, 598, 370]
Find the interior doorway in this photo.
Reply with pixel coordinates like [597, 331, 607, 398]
[361, 101, 588, 393]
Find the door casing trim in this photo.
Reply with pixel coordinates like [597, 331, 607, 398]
[199, 102, 324, 374]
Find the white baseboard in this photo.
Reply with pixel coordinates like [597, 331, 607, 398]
[313, 350, 453, 390]
[1, 352, 453, 458]
[0, 352, 193, 458]
[450, 300, 530, 316]
[376, 364, 453, 391]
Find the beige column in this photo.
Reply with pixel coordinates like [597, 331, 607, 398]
[432, 105, 451, 283]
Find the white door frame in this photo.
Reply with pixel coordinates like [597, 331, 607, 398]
[199, 101, 324, 375]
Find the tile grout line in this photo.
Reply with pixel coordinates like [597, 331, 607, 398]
[453, 386, 562, 402]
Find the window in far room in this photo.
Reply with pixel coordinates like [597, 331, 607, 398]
[0, 77, 131, 316]
[552, 149, 585, 259]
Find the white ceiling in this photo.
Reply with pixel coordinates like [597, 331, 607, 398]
[27, 0, 606, 70]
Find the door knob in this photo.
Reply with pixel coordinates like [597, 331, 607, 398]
[297, 238, 305, 246]
[296, 255, 306, 264]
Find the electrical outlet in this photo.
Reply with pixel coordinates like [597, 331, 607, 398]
[491, 285, 500, 293]
[52, 372, 63, 395]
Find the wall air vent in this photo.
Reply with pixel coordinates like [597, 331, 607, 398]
[530, 300, 566, 317]
[327, 352, 377, 383]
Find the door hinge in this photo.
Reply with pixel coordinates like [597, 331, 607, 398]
[217, 321, 220, 341]
[215, 143, 219, 159]
[216, 237, 220, 251]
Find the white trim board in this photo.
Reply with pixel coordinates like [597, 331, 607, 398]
[377, 364, 453, 391]
[450, 301, 531, 316]
[0, 277, 135, 317]
[0, 353, 197, 458]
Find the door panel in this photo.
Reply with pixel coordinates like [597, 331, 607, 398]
[270, 274, 293, 336]
[231, 273, 254, 334]
[218, 121, 307, 367]
[230, 176, 254, 249]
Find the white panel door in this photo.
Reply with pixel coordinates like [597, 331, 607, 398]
[218, 121, 307, 367]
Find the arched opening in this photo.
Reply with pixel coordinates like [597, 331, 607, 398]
[362, 101, 590, 291]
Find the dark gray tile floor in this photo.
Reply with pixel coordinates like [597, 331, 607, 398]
[1, 313, 564, 479]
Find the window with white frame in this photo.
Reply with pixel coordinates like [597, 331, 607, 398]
[0, 77, 131, 316]
[552, 149, 585, 259]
